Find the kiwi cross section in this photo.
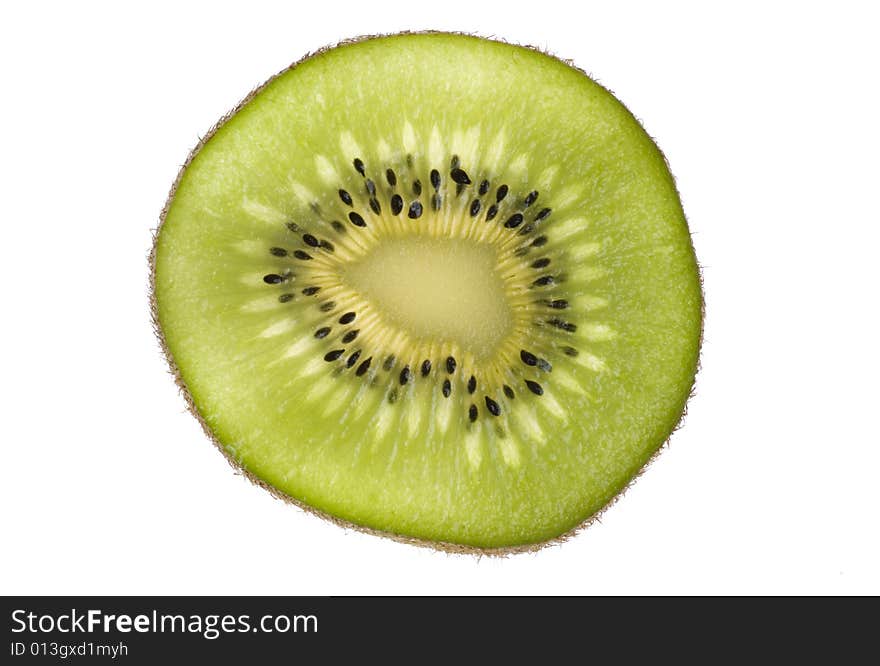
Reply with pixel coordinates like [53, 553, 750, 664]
[152, 33, 702, 551]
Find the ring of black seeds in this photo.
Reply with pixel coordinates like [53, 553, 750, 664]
[255, 157, 583, 424]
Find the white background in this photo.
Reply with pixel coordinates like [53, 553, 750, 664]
[2, 1, 878, 595]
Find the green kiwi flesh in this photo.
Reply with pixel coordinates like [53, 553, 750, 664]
[151, 33, 702, 551]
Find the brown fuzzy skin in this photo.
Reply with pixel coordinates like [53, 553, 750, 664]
[148, 31, 704, 557]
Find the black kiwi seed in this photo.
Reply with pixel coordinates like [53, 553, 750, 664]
[520, 350, 538, 366]
[442, 379, 451, 398]
[531, 235, 548, 247]
[468, 404, 478, 422]
[496, 184, 509, 202]
[524, 190, 539, 207]
[279, 293, 294, 303]
[413, 179, 422, 196]
[338, 189, 353, 206]
[518, 224, 535, 236]
[430, 169, 441, 190]
[479, 179, 490, 196]
[386, 168, 397, 187]
[383, 355, 395, 371]
[353, 157, 365, 176]
[331, 221, 346, 234]
[547, 318, 577, 332]
[532, 276, 555, 288]
[456, 182, 466, 197]
[348, 211, 367, 227]
[342, 329, 359, 343]
[319, 240, 335, 252]
[302, 286, 320, 295]
[504, 213, 524, 229]
[269, 246, 288, 257]
[263, 274, 283, 284]
[339, 311, 356, 324]
[369, 197, 381, 214]
[293, 250, 313, 260]
[467, 375, 477, 394]
[286, 222, 301, 233]
[365, 179, 376, 197]
[302, 234, 319, 247]
[388, 389, 398, 404]
[535, 207, 552, 221]
[420, 359, 431, 376]
[470, 199, 481, 217]
[400, 366, 412, 385]
[314, 327, 331, 339]
[324, 349, 345, 362]
[503, 385, 515, 399]
[408, 201, 423, 219]
[514, 247, 530, 257]
[549, 299, 568, 309]
[432, 193, 442, 211]
[531, 258, 551, 269]
[486, 204, 498, 221]
[391, 194, 404, 215]
[446, 356, 457, 374]
[537, 358, 553, 373]
[320, 301, 336, 312]
[346, 350, 361, 368]
[525, 380, 544, 396]
[562, 346, 579, 357]
[450, 155, 460, 169]
[485, 396, 501, 416]
[356, 357, 372, 376]
[450, 168, 471, 185]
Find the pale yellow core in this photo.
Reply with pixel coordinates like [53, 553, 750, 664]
[341, 235, 514, 359]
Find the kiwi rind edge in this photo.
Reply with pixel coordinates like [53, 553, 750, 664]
[148, 30, 704, 556]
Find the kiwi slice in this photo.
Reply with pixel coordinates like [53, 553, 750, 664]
[151, 33, 702, 552]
